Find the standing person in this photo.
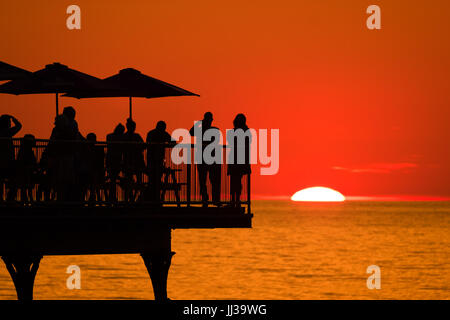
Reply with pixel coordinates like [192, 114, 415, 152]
[0, 114, 22, 201]
[61, 106, 84, 140]
[48, 107, 83, 201]
[63, 106, 86, 201]
[190, 112, 222, 207]
[123, 118, 145, 202]
[46, 114, 70, 201]
[146, 121, 174, 203]
[227, 114, 251, 208]
[84, 133, 105, 202]
[106, 123, 125, 202]
[15, 134, 38, 202]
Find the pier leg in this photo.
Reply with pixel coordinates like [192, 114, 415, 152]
[1, 255, 42, 301]
[141, 251, 175, 301]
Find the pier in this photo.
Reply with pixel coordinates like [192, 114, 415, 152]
[0, 139, 252, 300]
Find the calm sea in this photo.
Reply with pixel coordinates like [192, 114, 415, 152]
[0, 200, 449, 300]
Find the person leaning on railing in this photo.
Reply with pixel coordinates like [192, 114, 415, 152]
[146, 120, 175, 203]
[190, 112, 222, 207]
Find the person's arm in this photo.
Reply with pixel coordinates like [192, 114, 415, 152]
[165, 132, 176, 147]
[72, 120, 86, 140]
[189, 120, 202, 136]
[8, 115, 22, 136]
[138, 134, 145, 150]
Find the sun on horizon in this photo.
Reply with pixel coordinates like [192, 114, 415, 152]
[291, 187, 346, 202]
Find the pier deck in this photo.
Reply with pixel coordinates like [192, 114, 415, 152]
[0, 139, 253, 300]
[0, 205, 252, 255]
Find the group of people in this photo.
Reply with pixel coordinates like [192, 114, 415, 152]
[189, 112, 252, 207]
[0, 108, 251, 207]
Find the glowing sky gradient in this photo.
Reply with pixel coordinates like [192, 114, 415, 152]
[1, 0, 449, 199]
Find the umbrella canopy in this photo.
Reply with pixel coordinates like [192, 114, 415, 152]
[0, 61, 32, 81]
[0, 62, 105, 115]
[63, 68, 199, 118]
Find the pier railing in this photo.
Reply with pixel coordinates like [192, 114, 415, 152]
[0, 138, 251, 213]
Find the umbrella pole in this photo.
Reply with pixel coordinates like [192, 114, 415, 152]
[129, 96, 132, 119]
[56, 93, 59, 116]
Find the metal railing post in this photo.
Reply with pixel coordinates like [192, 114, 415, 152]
[186, 145, 192, 207]
[247, 172, 251, 214]
[186, 163, 191, 207]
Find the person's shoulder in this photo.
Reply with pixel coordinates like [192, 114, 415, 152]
[121, 132, 130, 141]
[133, 133, 144, 142]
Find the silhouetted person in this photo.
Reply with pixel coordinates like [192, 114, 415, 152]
[64, 106, 87, 201]
[48, 107, 83, 201]
[227, 114, 251, 207]
[0, 114, 22, 201]
[15, 134, 38, 202]
[190, 112, 222, 207]
[47, 115, 68, 201]
[62, 106, 84, 140]
[37, 147, 54, 202]
[48, 107, 83, 142]
[123, 118, 145, 202]
[106, 123, 125, 202]
[146, 121, 175, 203]
[84, 133, 105, 202]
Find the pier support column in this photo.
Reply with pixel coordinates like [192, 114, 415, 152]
[1, 254, 43, 301]
[141, 251, 175, 301]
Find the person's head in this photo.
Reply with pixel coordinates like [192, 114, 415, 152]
[113, 123, 125, 135]
[21, 134, 36, 149]
[156, 120, 166, 132]
[0, 115, 10, 129]
[203, 112, 213, 127]
[87, 133, 97, 142]
[54, 114, 66, 129]
[126, 118, 136, 133]
[233, 113, 247, 129]
[63, 106, 76, 120]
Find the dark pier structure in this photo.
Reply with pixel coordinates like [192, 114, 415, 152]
[0, 139, 252, 300]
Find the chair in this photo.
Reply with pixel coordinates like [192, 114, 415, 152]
[160, 167, 185, 207]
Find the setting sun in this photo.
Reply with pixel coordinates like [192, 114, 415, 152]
[291, 187, 346, 202]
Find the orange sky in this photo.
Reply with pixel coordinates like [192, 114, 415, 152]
[1, 0, 449, 199]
